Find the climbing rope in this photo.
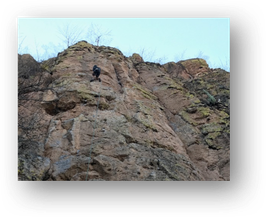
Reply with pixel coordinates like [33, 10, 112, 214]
[85, 80, 102, 181]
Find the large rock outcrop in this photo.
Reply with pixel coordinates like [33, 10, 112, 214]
[18, 41, 230, 181]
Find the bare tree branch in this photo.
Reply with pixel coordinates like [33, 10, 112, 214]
[34, 39, 41, 62]
[57, 22, 84, 48]
[87, 24, 112, 46]
[18, 35, 27, 54]
[138, 47, 156, 62]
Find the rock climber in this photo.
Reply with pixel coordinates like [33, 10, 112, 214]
[90, 65, 101, 82]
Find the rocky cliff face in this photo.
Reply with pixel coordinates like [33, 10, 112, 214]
[18, 41, 230, 181]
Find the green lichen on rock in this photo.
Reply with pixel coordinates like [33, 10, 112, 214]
[185, 92, 195, 100]
[179, 58, 209, 68]
[158, 160, 182, 181]
[201, 123, 223, 135]
[204, 130, 223, 150]
[40, 57, 56, 72]
[219, 111, 230, 135]
[218, 110, 230, 126]
[134, 112, 157, 132]
[18, 159, 24, 176]
[164, 76, 184, 90]
[224, 128, 230, 134]
[69, 40, 94, 51]
[206, 131, 221, 140]
[54, 41, 94, 68]
[168, 83, 183, 91]
[162, 80, 184, 98]
[179, 110, 198, 126]
[76, 84, 97, 104]
[192, 98, 201, 104]
[54, 78, 73, 88]
[77, 55, 83, 60]
[77, 90, 96, 105]
[133, 83, 158, 100]
[40, 62, 50, 72]
[219, 110, 229, 119]
[135, 100, 153, 115]
[201, 123, 225, 150]
[140, 115, 157, 131]
[197, 106, 211, 118]
[99, 101, 110, 110]
[98, 46, 125, 62]
[205, 138, 221, 150]
[219, 89, 230, 96]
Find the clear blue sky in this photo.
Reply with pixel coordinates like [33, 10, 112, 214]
[18, 18, 230, 71]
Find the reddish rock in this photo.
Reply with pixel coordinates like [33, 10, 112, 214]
[18, 41, 230, 181]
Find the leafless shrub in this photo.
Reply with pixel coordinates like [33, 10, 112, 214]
[87, 24, 112, 46]
[175, 49, 187, 62]
[138, 47, 156, 62]
[57, 22, 84, 48]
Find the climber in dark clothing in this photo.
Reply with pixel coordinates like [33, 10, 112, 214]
[90, 65, 101, 82]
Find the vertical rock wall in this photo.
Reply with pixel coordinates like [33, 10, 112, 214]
[18, 41, 230, 181]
